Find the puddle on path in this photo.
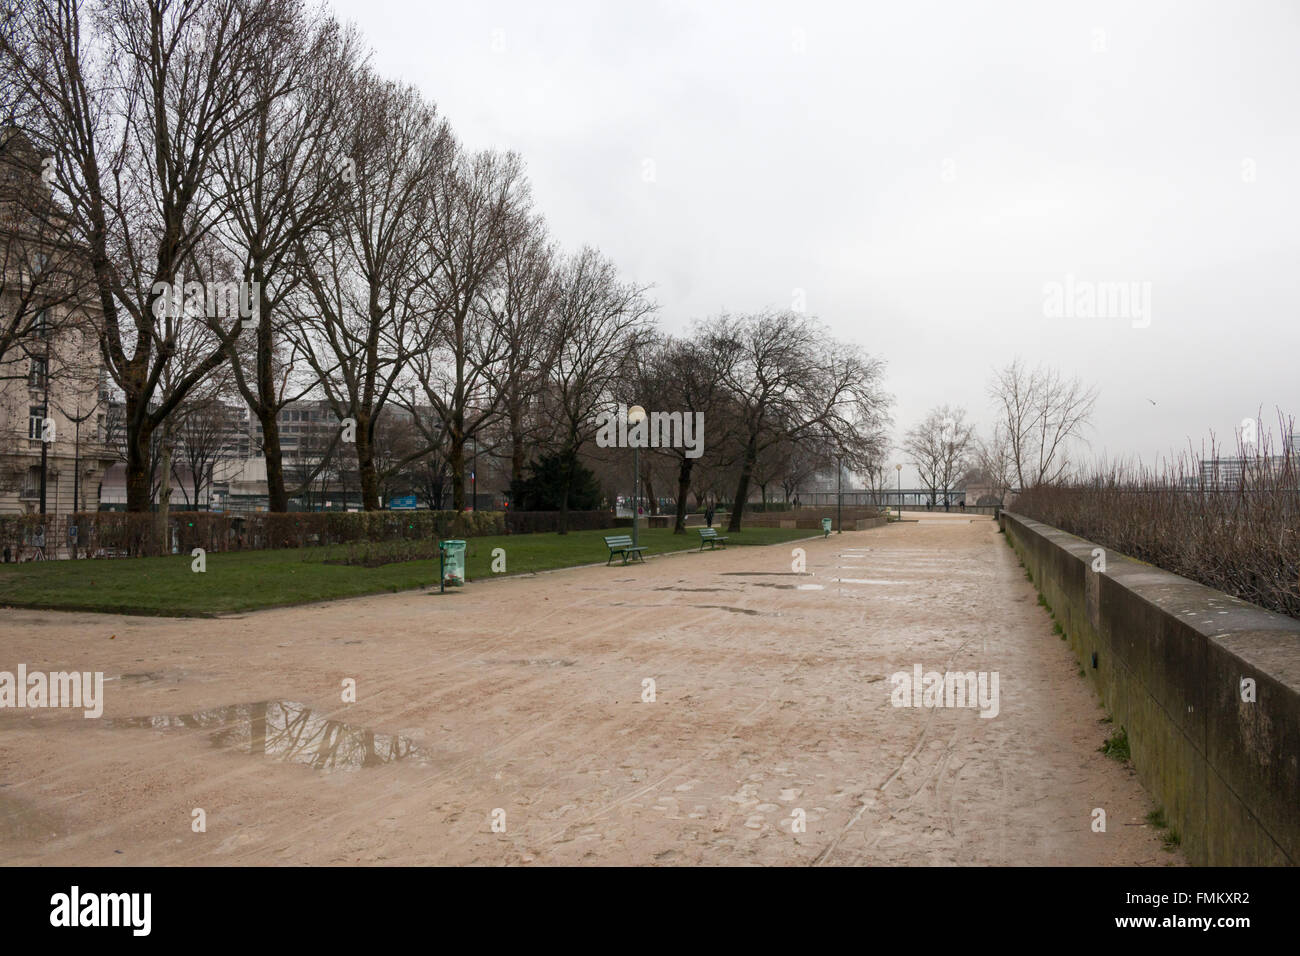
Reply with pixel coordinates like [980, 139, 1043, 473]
[834, 578, 902, 585]
[104, 670, 186, 685]
[752, 582, 825, 591]
[609, 599, 765, 615]
[655, 586, 729, 593]
[103, 700, 429, 773]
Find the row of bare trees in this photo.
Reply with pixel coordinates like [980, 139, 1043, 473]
[1, 1, 894, 525]
[901, 359, 1098, 505]
[619, 311, 892, 532]
[0, 0, 660, 515]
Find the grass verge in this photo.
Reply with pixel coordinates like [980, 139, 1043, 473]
[0, 525, 815, 617]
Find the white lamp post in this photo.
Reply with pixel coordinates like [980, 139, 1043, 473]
[895, 463, 902, 517]
[628, 405, 646, 546]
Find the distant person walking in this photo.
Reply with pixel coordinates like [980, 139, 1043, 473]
[705, 505, 715, 528]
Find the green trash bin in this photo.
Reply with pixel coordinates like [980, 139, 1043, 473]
[439, 539, 466, 591]
[821, 517, 832, 537]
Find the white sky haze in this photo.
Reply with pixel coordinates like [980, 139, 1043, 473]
[331, 0, 1300, 482]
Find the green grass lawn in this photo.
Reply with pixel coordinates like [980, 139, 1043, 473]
[0, 525, 816, 617]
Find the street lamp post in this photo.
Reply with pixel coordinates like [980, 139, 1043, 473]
[836, 456, 843, 534]
[895, 463, 902, 517]
[628, 405, 646, 547]
[38, 325, 51, 516]
[73, 414, 80, 513]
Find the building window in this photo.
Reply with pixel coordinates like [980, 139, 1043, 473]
[29, 355, 47, 389]
[29, 406, 47, 439]
[23, 466, 41, 499]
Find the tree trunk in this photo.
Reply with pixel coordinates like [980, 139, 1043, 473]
[156, 440, 172, 556]
[673, 457, 694, 533]
[727, 435, 758, 532]
[509, 400, 526, 483]
[558, 444, 574, 535]
[354, 415, 381, 510]
[125, 395, 154, 514]
[260, 409, 290, 512]
[253, 268, 291, 512]
[449, 416, 466, 511]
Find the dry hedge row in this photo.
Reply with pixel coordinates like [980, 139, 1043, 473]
[1013, 469, 1300, 620]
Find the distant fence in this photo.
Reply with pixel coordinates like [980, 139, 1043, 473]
[741, 507, 886, 529]
[898, 504, 1001, 515]
[0, 510, 619, 560]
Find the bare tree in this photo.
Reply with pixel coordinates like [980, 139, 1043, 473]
[618, 333, 727, 532]
[548, 246, 656, 532]
[972, 424, 1016, 501]
[169, 389, 241, 509]
[217, 10, 363, 511]
[481, 215, 559, 485]
[989, 358, 1097, 489]
[2, 0, 286, 511]
[779, 435, 835, 506]
[292, 73, 453, 510]
[702, 311, 891, 532]
[406, 148, 530, 509]
[902, 404, 973, 507]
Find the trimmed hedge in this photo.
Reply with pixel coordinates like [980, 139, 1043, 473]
[503, 510, 617, 534]
[0, 510, 506, 559]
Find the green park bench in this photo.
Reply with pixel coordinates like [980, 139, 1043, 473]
[698, 527, 728, 550]
[604, 534, 647, 565]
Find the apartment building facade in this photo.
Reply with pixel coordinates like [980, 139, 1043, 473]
[0, 128, 117, 515]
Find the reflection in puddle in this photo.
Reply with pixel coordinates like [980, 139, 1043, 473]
[105, 701, 428, 773]
[692, 604, 761, 616]
[835, 578, 901, 585]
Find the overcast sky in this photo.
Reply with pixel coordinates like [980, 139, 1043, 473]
[331, 0, 1300, 483]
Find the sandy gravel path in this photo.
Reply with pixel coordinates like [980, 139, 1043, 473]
[0, 517, 1180, 865]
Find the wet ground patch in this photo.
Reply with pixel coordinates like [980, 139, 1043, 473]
[103, 700, 429, 773]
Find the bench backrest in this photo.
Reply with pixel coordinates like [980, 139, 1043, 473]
[605, 535, 634, 547]
[699, 528, 719, 538]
